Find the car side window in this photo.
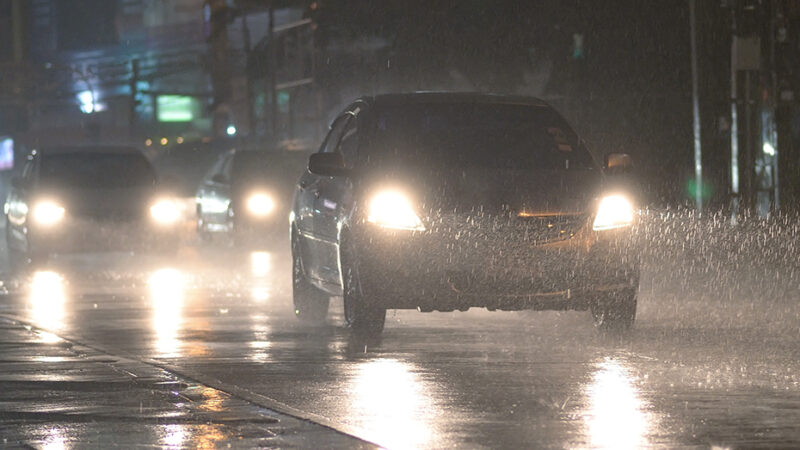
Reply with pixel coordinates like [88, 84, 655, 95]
[321, 115, 350, 154]
[205, 156, 225, 182]
[20, 156, 36, 183]
[220, 153, 233, 181]
[337, 119, 358, 168]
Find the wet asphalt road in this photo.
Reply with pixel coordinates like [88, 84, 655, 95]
[1, 229, 800, 448]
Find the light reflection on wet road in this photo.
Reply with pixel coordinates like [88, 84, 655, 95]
[2, 240, 800, 448]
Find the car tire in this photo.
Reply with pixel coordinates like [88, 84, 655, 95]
[341, 239, 386, 336]
[590, 287, 637, 333]
[291, 233, 329, 324]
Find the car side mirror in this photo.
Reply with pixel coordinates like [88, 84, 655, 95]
[211, 173, 228, 184]
[308, 153, 349, 177]
[605, 152, 633, 174]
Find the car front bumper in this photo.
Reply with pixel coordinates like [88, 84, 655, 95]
[24, 218, 182, 254]
[351, 222, 639, 311]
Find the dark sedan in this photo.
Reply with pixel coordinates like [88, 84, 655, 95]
[195, 149, 308, 246]
[290, 93, 640, 335]
[4, 145, 182, 264]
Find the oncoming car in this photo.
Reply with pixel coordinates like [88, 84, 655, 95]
[196, 149, 308, 245]
[5, 145, 182, 263]
[290, 93, 640, 335]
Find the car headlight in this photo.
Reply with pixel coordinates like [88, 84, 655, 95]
[367, 190, 425, 231]
[150, 199, 180, 225]
[593, 195, 634, 231]
[32, 201, 65, 226]
[247, 193, 275, 217]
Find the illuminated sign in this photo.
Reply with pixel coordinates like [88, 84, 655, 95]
[157, 95, 197, 122]
[0, 137, 13, 170]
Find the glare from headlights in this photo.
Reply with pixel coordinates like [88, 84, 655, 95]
[32, 201, 65, 226]
[247, 193, 275, 217]
[150, 199, 180, 224]
[593, 195, 634, 231]
[367, 190, 425, 231]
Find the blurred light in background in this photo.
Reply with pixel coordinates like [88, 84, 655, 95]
[32, 200, 66, 226]
[78, 90, 94, 114]
[157, 95, 196, 122]
[246, 193, 275, 217]
[0, 136, 14, 170]
[150, 199, 180, 225]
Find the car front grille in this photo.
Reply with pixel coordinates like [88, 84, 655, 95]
[429, 212, 587, 246]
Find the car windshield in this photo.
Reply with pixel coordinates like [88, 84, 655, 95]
[39, 152, 155, 188]
[232, 151, 306, 182]
[367, 103, 596, 171]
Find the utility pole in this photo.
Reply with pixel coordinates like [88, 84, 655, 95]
[730, 7, 740, 222]
[268, 2, 278, 141]
[690, 0, 703, 214]
[11, 0, 24, 63]
[129, 59, 139, 137]
[242, 12, 255, 136]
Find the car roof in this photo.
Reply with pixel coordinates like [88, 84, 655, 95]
[34, 145, 144, 157]
[362, 92, 552, 108]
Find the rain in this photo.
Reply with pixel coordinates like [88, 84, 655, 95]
[1, 1, 800, 448]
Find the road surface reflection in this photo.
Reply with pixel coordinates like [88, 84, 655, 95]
[41, 426, 67, 450]
[348, 358, 436, 448]
[149, 268, 185, 358]
[584, 357, 652, 449]
[250, 251, 272, 302]
[28, 271, 67, 332]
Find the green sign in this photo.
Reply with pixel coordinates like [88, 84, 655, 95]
[157, 95, 196, 122]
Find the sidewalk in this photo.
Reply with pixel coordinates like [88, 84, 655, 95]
[0, 317, 370, 448]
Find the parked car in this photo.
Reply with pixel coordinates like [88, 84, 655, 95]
[290, 93, 640, 335]
[195, 149, 308, 246]
[4, 145, 182, 263]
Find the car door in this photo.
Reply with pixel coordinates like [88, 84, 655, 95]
[313, 110, 361, 285]
[197, 152, 234, 231]
[296, 113, 350, 285]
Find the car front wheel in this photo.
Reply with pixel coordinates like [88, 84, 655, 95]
[590, 287, 637, 332]
[291, 234, 329, 324]
[341, 244, 386, 336]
